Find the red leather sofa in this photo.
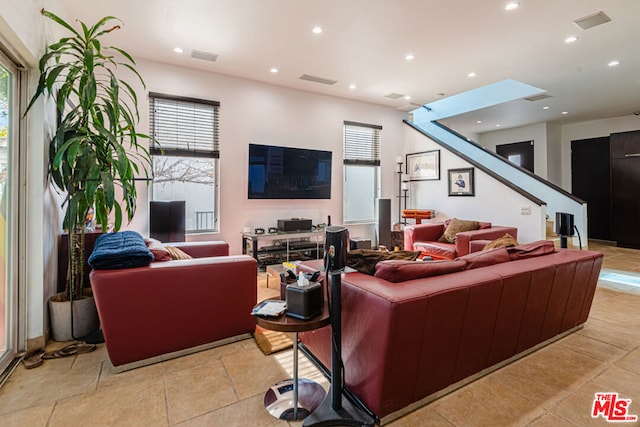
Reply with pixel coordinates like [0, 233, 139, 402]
[90, 241, 257, 369]
[298, 242, 603, 423]
[404, 220, 518, 260]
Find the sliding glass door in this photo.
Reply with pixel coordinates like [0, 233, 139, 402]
[0, 53, 19, 373]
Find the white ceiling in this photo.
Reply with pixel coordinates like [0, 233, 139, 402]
[56, 0, 640, 135]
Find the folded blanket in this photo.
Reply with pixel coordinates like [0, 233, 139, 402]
[88, 231, 153, 270]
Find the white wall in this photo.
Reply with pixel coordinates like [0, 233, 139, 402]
[479, 122, 550, 180]
[131, 59, 406, 254]
[404, 126, 544, 243]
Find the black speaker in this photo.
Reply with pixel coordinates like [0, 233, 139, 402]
[325, 225, 349, 271]
[378, 198, 391, 248]
[150, 200, 186, 242]
[556, 212, 575, 237]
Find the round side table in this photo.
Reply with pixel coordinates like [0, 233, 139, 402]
[255, 302, 330, 421]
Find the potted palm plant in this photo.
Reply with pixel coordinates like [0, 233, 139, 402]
[25, 9, 151, 340]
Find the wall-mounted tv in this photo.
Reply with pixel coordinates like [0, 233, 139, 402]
[248, 143, 332, 199]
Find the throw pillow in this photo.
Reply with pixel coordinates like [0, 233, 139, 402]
[144, 238, 172, 262]
[438, 218, 480, 243]
[374, 259, 467, 283]
[347, 249, 421, 275]
[483, 233, 519, 250]
[507, 240, 555, 260]
[164, 246, 193, 260]
[456, 247, 511, 270]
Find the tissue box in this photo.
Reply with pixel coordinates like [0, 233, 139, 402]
[286, 282, 323, 320]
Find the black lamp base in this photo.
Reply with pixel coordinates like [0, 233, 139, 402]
[302, 386, 375, 427]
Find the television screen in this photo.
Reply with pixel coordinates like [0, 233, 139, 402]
[248, 144, 332, 199]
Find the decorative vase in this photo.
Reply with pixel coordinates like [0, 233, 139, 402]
[48, 292, 100, 342]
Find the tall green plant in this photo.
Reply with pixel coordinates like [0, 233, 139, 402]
[25, 9, 151, 300]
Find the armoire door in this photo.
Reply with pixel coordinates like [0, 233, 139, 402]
[611, 130, 640, 248]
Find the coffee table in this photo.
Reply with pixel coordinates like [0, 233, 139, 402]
[255, 301, 330, 421]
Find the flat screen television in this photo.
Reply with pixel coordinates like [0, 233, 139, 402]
[248, 143, 332, 199]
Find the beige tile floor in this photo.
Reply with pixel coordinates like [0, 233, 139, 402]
[0, 242, 639, 426]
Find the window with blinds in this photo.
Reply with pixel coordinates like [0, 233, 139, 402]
[343, 121, 381, 165]
[149, 92, 220, 233]
[149, 92, 219, 158]
[343, 121, 382, 223]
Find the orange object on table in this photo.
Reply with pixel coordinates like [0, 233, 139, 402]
[402, 209, 435, 224]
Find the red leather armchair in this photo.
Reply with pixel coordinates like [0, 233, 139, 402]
[90, 241, 257, 369]
[404, 220, 518, 260]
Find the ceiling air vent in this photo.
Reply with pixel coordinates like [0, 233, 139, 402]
[191, 50, 218, 62]
[524, 93, 552, 102]
[384, 93, 404, 99]
[574, 11, 611, 30]
[299, 74, 338, 85]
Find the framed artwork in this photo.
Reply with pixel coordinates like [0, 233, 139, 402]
[448, 167, 475, 196]
[406, 150, 440, 181]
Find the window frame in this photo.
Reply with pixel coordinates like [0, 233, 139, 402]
[343, 121, 382, 224]
[149, 92, 220, 234]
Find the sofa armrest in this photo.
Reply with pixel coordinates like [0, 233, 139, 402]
[168, 240, 229, 258]
[404, 223, 445, 251]
[455, 226, 518, 256]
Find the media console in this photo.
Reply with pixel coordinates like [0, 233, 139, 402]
[242, 230, 324, 268]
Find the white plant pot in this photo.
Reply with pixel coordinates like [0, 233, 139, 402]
[49, 293, 100, 342]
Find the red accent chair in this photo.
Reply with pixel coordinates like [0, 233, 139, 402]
[90, 241, 257, 369]
[404, 220, 518, 260]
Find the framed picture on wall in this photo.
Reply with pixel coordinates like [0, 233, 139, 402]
[448, 167, 475, 196]
[406, 150, 440, 181]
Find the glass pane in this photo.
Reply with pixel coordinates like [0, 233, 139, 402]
[152, 155, 218, 232]
[343, 164, 378, 223]
[0, 64, 10, 355]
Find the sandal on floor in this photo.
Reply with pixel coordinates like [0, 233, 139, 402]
[22, 348, 45, 369]
[42, 342, 97, 359]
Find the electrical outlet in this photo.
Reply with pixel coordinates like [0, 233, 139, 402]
[520, 205, 531, 215]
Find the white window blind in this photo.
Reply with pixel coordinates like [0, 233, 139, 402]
[149, 92, 219, 158]
[343, 121, 382, 166]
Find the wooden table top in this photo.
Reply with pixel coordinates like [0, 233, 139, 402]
[254, 301, 330, 333]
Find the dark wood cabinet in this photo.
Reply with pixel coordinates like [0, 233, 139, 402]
[57, 231, 103, 293]
[610, 130, 640, 248]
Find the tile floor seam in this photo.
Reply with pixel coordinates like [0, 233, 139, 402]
[219, 354, 242, 404]
[161, 365, 172, 427]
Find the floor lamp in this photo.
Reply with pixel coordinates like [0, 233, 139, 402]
[303, 226, 375, 427]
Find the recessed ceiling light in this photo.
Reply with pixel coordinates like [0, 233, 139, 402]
[312, 26, 323, 34]
[405, 53, 415, 61]
[476, 120, 482, 124]
[608, 60, 620, 67]
[562, 111, 568, 115]
[496, 124, 501, 127]
[349, 84, 356, 90]
[270, 68, 279, 74]
[564, 35, 579, 44]
[173, 47, 183, 54]
[505, 2, 520, 11]
[404, 95, 411, 100]
[468, 72, 477, 78]
[543, 106, 550, 110]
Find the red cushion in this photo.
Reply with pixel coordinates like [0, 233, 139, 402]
[507, 240, 556, 260]
[456, 247, 510, 270]
[374, 259, 467, 283]
[413, 242, 456, 260]
[144, 238, 171, 262]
